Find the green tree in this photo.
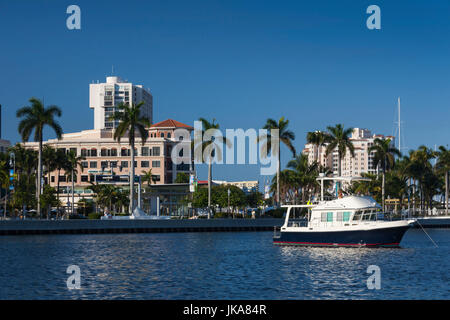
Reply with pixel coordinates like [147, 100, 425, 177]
[40, 185, 59, 218]
[193, 118, 230, 219]
[306, 131, 330, 170]
[110, 101, 151, 214]
[65, 150, 85, 215]
[175, 172, 189, 183]
[368, 138, 401, 211]
[258, 117, 296, 206]
[436, 146, 450, 214]
[325, 124, 355, 177]
[16, 98, 63, 218]
[141, 169, 154, 187]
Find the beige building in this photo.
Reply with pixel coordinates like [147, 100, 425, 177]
[213, 180, 259, 194]
[303, 128, 395, 177]
[23, 119, 194, 205]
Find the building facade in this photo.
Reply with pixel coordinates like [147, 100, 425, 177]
[213, 180, 259, 194]
[90, 76, 153, 130]
[23, 119, 194, 205]
[302, 128, 395, 177]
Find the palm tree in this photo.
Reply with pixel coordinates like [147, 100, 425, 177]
[16, 98, 62, 218]
[54, 148, 68, 215]
[368, 138, 401, 211]
[109, 101, 150, 214]
[325, 124, 355, 177]
[306, 131, 330, 169]
[258, 117, 296, 206]
[436, 146, 450, 215]
[193, 118, 231, 219]
[409, 146, 436, 212]
[287, 154, 320, 203]
[141, 169, 154, 187]
[0, 159, 9, 219]
[65, 150, 85, 216]
[42, 145, 57, 185]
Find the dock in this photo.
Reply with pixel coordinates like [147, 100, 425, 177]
[0, 218, 284, 236]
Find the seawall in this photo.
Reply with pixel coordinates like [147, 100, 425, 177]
[0, 218, 284, 236]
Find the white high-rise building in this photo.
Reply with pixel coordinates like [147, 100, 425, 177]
[89, 76, 153, 130]
[302, 128, 395, 177]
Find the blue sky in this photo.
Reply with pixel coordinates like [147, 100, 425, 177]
[0, 0, 449, 185]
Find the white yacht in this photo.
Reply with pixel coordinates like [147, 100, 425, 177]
[273, 176, 416, 248]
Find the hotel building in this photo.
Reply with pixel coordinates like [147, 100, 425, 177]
[302, 128, 395, 177]
[23, 76, 193, 206]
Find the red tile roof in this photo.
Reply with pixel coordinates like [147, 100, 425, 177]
[150, 119, 193, 129]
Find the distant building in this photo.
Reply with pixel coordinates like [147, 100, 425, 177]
[89, 76, 153, 130]
[0, 139, 11, 153]
[213, 180, 259, 194]
[302, 128, 395, 177]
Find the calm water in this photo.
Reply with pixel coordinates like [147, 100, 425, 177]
[0, 229, 449, 299]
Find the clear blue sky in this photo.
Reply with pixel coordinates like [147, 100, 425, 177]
[0, 0, 449, 185]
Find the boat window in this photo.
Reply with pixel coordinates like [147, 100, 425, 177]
[336, 212, 343, 221]
[343, 212, 351, 222]
[362, 213, 371, 221]
[370, 213, 377, 221]
[353, 211, 362, 221]
[327, 212, 333, 222]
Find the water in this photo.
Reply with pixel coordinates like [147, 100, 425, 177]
[0, 229, 449, 299]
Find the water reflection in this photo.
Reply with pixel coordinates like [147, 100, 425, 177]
[0, 229, 448, 299]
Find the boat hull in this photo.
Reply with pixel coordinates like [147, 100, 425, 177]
[273, 225, 411, 248]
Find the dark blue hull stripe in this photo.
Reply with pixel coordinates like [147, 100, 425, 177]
[273, 226, 410, 247]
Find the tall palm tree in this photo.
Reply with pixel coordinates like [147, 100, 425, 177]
[368, 138, 401, 211]
[65, 150, 85, 216]
[0, 159, 9, 219]
[306, 131, 330, 169]
[109, 101, 150, 214]
[42, 145, 57, 185]
[193, 118, 230, 219]
[54, 148, 68, 215]
[287, 153, 320, 203]
[258, 117, 296, 206]
[436, 146, 450, 215]
[325, 124, 355, 177]
[409, 146, 436, 212]
[16, 98, 63, 218]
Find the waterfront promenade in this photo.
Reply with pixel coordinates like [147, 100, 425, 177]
[0, 218, 284, 235]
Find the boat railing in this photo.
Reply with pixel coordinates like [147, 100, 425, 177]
[287, 219, 308, 228]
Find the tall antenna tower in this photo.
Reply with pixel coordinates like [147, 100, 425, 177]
[398, 97, 401, 152]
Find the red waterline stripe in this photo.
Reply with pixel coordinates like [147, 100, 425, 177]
[273, 241, 399, 246]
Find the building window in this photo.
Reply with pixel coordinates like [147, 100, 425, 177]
[167, 133, 171, 138]
[121, 161, 128, 168]
[152, 160, 161, 168]
[59, 176, 66, 182]
[101, 149, 107, 157]
[121, 148, 130, 157]
[161, 133, 165, 138]
[89, 175, 95, 182]
[70, 148, 77, 155]
[51, 176, 55, 183]
[111, 148, 117, 157]
[90, 161, 97, 168]
[152, 175, 160, 182]
[91, 149, 97, 157]
[81, 149, 87, 157]
[152, 147, 160, 156]
[81, 176, 88, 182]
[101, 161, 109, 169]
[110, 161, 117, 168]
[81, 161, 88, 168]
[141, 147, 149, 156]
[141, 161, 149, 168]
